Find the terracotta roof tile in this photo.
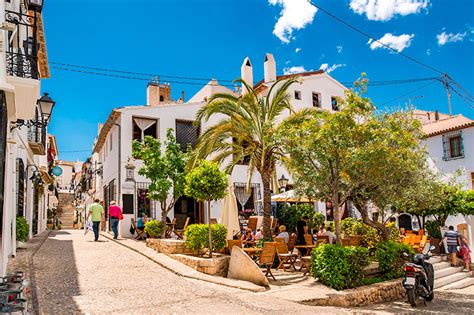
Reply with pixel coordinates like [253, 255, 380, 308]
[422, 114, 474, 137]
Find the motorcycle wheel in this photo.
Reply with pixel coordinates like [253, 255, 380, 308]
[407, 288, 418, 307]
[425, 291, 434, 302]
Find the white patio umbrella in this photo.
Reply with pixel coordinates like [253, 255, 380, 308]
[220, 176, 241, 240]
[271, 189, 311, 203]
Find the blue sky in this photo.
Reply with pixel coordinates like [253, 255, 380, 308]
[42, 0, 474, 161]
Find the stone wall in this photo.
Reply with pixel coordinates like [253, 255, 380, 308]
[146, 238, 196, 255]
[306, 279, 405, 307]
[171, 254, 230, 277]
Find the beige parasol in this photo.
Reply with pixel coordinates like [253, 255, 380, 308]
[220, 176, 241, 240]
[271, 189, 311, 203]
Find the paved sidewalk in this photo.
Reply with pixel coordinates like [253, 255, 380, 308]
[32, 230, 353, 314]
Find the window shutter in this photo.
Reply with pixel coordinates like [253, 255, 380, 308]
[442, 134, 448, 161]
[460, 130, 464, 158]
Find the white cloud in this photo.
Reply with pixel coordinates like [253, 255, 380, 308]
[319, 63, 346, 74]
[336, 45, 343, 54]
[283, 66, 312, 75]
[368, 33, 415, 52]
[295, 47, 302, 53]
[436, 31, 467, 46]
[268, 0, 317, 43]
[350, 0, 429, 21]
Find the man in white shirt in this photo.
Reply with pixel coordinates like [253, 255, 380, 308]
[323, 226, 336, 244]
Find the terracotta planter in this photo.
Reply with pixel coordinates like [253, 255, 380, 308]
[430, 238, 442, 254]
[47, 223, 54, 230]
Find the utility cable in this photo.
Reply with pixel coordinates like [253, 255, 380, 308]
[380, 79, 440, 107]
[307, 1, 444, 75]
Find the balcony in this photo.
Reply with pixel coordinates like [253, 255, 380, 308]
[28, 123, 46, 155]
[5, 10, 39, 79]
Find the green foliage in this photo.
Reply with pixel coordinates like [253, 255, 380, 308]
[144, 220, 164, 238]
[376, 241, 414, 280]
[277, 204, 324, 232]
[16, 217, 29, 242]
[425, 220, 442, 239]
[387, 222, 401, 242]
[339, 218, 380, 250]
[184, 224, 228, 255]
[185, 160, 227, 202]
[361, 277, 384, 286]
[132, 129, 187, 229]
[311, 244, 370, 290]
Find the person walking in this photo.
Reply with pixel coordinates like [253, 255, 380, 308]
[458, 234, 471, 272]
[87, 199, 105, 242]
[109, 200, 123, 240]
[439, 225, 462, 266]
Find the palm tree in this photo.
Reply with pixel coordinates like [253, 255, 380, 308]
[191, 78, 299, 236]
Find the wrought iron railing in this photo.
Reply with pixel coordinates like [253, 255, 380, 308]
[27, 123, 46, 146]
[5, 10, 39, 79]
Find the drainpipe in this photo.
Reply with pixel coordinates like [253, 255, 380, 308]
[113, 123, 121, 203]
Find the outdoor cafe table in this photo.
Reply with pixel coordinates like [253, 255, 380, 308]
[243, 247, 262, 260]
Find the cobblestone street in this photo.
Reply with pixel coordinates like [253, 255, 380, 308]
[32, 230, 474, 314]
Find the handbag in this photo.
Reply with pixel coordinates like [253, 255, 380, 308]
[130, 224, 135, 235]
[118, 212, 124, 220]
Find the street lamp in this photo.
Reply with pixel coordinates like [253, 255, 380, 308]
[27, 0, 45, 13]
[278, 174, 289, 192]
[37, 93, 56, 124]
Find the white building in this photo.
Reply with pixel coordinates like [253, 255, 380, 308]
[418, 110, 474, 247]
[84, 54, 347, 237]
[0, 0, 55, 275]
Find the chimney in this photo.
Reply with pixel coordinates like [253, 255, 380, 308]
[435, 110, 439, 121]
[181, 90, 185, 103]
[264, 53, 276, 83]
[241, 57, 253, 94]
[147, 82, 171, 106]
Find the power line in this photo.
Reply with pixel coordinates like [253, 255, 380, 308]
[380, 79, 440, 106]
[307, 1, 444, 75]
[50, 61, 235, 83]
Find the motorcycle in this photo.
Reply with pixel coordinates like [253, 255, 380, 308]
[403, 245, 436, 307]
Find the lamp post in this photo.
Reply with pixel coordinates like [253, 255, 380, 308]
[12, 92, 56, 130]
[278, 174, 289, 192]
[27, 0, 45, 13]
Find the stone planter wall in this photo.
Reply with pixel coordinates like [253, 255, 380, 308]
[146, 238, 196, 255]
[306, 279, 405, 307]
[171, 254, 230, 277]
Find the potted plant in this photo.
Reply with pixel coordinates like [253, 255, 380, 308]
[16, 217, 29, 248]
[47, 208, 56, 230]
[144, 220, 164, 238]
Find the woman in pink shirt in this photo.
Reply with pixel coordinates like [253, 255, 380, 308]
[109, 201, 123, 239]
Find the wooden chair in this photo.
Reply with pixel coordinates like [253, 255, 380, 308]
[175, 217, 190, 240]
[288, 234, 297, 252]
[210, 218, 218, 225]
[300, 256, 312, 275]
[402, 234, 412, 245]
[349, 235, 362, 246]
[413, 235, 428, 252]
[341, 238, 351, 246]
[165, 218, 176, 238]
[227, 240, 242, 252]
[258, 242, 277, 281]
[247, 217, 258, 231]
[317, 235, 330, 245]
[304, 234, 314, 245]
[131, 218, 145, 240]
[275, 238, 298, 271]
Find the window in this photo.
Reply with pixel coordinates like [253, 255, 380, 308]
[294, 90, 301, 100]
[159, 95, 164, 102]
[16, 158, 25, 217]
[109, 134, 113, 152]
[331, 97, 339, 111]
[471, 172, 474, 190]
[132, 117, 157, 141]
[442, 131, 464, 161]
[175, 119, 199, 152]
[312, 92, 321, 108]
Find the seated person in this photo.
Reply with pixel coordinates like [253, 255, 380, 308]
[241, 228, 255, 247]
[255, 228, 265, 240]
[276, 225, 289, 244]
[322, 226, 336, 244]
[317, 225, 326, 236]
[136, 213, 147, 231]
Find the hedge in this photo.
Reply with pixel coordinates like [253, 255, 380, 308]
[184, 224, 227, 256]
[376, 240, 414, 280]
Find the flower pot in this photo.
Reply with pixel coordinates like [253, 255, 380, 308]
[47, 223, 54, 230]
[430, 238, 442, 254]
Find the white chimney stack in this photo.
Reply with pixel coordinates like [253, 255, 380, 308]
[241, 57, 253, 94]
[264, 53, 276, 83]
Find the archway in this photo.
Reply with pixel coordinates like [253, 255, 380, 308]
[398, 214, 412, 231]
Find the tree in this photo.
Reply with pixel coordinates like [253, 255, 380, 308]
[185, 160, 228, 257]
[132, 129, 187, 237]
[190, 78, 299, 236]
[278, 85, 373, 244]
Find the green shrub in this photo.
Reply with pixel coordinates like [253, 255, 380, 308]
[277, 204, 324, 232]
[361, 277, 384, 286]
[425, 220, 442, 239]
[337, 218, 380, 250]
[311, 244, 370, 290]
[376, 240, 414, 280]
[16, 217, 29, 242]
[387, 222, 400, 242]
[144, 220, 164, 238]
[184, 224, 228, 256]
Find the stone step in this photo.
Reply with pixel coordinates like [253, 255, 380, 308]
[434, 271, 472, 289]
[437, 276, 474, 290]
[428, 255, 446, 264]
[435, 266, 464, 279]
[433, 261, 451, 271]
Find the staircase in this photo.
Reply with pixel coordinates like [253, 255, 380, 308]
[57, 193, 77, 229]
[432, 255, 474, 291]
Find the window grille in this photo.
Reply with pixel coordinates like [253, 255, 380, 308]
[175, 120, 199, 151]
[442, 130, 464, 161]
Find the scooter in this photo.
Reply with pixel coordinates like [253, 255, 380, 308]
[403, 245, 435, 307]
